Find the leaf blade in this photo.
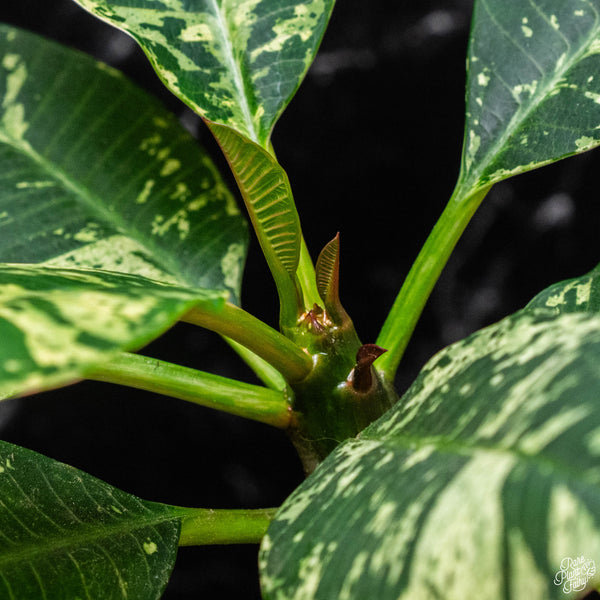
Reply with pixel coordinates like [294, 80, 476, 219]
[526, 263, 600, 314]
[0, 24, 247, 298]
[0, 440, 181, 600]
[261, 305, 600, 599]
[208, 121, 302, 324]
[461, 0, 600, 192]
[0, 264, 225, 400]
[72, 0, 336, 147]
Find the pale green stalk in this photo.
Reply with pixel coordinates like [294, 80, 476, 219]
[88, 352, 291, 428]
[183, 302, 312, 383]
[225, 337, 287, 391]
[176, 507, 277, 546]
[376, 185, 491, 380]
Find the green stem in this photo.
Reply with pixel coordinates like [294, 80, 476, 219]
[176, 507, 277, 546]
[87, 352, 291, 428]
[376, 184, 491, 380]
[224, 337, 287, 391]
[183, 302, 313, 383]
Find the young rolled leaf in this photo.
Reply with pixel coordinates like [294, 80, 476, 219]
[315, 233, 350, 325]
[71, 0, 336, 148]
[208, 122, 302, 325]
[460, 0, 600, 194]
[262, 291, 600, 598]
[0, 25, 247, 300]
[0, 264, 225, 400]
[0, 439, 181, 599]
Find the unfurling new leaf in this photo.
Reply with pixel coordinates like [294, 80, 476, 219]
[315, 233, 350, 326]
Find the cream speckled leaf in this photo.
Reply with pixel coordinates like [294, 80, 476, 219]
[0, 25, 247, 301]
[0, 439, 182, 599]
[0, 25, 246, 395]
[526, 262, 600, 314]
[460, 0, 600, 193]
[72, 0, 336, 147]
[261, 307, 600, 599]
[0, 264, 225, 400]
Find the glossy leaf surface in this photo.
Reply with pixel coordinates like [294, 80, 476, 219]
[0, 264, 224, 400]
[460, 0, 600, 193]
[0, 440, 181, 599]
[72, 0, 336, 147]
[0, 25, 246, 300]
[375, 0, 600, 380]
[0, 26, 244, 397]
[526, 263, 600, 314]
[262, 305, 600, 598]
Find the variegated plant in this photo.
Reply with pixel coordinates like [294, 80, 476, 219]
[1, 0, 600, 598]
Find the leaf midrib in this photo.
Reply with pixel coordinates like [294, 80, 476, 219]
[461, 0, 600, 192]
[209, 0, 259, 144]
[0, 509, 180, 568]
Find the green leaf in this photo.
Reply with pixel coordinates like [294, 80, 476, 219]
[0, 264, 224, 400]
[460, 0, 600, 193]
[208, 122, 301, 325]
[0, 25, 247, 300]
[526, 263, 600, 314]
[376, 1, 600, 379]
[261, 306, 600, 599]
[72, 0, 336, 147]
[0, 439, 181, 599]
[0, 25, 248, 396]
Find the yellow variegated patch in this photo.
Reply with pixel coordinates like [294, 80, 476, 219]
[0, 264, 225, 400]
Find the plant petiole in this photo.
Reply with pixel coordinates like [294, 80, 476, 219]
[176, 507, 278, 546]
[376, 184, 491, 380]
[183, 302, 313, 383]
[87, 352, 291, 428]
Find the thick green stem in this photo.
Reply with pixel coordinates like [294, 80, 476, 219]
[176, 507, 277, 546]
[87, 352, 291, 428]
[376, 184, 491, 380]
[183, 302, 312, 383]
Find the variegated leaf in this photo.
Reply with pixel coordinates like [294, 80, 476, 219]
[0, 25, 246, 396]
[0, 25, 247, 300]
[460, 0, 600, 194]
[71, 0, 336, 148]
[0, 264, 224, 400]
[261, 307, 600, 598]
[526, 263, 600, 314]
[0, 439, 182, 599]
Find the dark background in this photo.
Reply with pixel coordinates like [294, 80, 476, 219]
[2, 1, 600, 597]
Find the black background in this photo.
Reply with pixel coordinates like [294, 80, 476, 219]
[2, 1, 600, 597]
